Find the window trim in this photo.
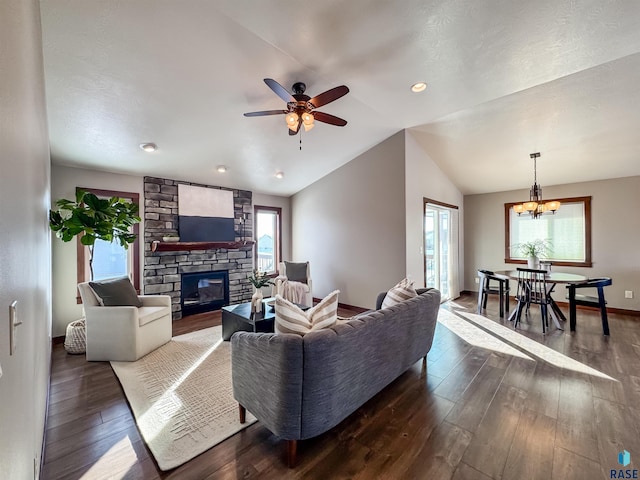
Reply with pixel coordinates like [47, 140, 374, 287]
[76, 187, 140, 302]
[504, 195, 592, 268]
[254, 205, 282, 277]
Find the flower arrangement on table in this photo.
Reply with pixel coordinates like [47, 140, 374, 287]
[248, 270, 274, 289]
[513, 239, 552, 258]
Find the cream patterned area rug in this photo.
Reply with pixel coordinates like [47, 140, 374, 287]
[110, 326, 256, 471]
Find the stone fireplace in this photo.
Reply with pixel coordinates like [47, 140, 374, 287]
[142, 176, 253, 320]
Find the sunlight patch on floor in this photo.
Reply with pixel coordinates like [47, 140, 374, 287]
[437, 309, 533, 360]
[138, 337, 224, 440]
[80, 436, 137, 479]
[454, 310, 616, 381]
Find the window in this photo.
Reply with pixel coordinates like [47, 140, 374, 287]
[254, 205, 282, 276]
[76, 187, 140, 302]
[504, 196, 592, 267]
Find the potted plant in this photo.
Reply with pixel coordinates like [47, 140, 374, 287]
[49, 189, 141, 280]
[248, 270, 274, 313]
[514, 239, 552, 269]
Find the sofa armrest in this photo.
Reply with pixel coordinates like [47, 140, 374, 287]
[138, 295, 171, 308]
[231, 332, 304, 439]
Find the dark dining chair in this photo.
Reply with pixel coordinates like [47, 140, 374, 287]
[512, 267, 555, 333]
[566, 277, 612, 335]
[477, 269, 510, 318]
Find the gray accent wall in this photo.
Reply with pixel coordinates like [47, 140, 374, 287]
[464, 175, 640, 310]
[0, 0, 52, 477]
[291, 131, 407, 309]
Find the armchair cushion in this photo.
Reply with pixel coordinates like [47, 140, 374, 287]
[89, 276, 142, 307]
[138, 306, 171, 326]
[284, 261, 309, 284]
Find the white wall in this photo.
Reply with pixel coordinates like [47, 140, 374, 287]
[291, 132, 407, 309]
[252, 193, 292, 263]
[50, 165, 144, 336]
[464, 175, 640, 310]
[405, 130, 465, 293]
[0, 0, 52, 477]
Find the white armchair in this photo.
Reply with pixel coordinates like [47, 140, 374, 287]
[272, 261, 313, 307]
[78, 282, 172, 361]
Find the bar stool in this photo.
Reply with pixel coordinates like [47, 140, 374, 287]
[477, 269, 510, 318]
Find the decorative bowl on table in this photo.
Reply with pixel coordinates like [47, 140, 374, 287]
[266, 300, 275, 311]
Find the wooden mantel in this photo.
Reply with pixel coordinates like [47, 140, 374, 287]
[151, 240, 255, 252]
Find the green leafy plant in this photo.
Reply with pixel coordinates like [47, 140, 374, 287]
[248, 270, 274, 289]
[49, 189, 141, 279]
[513, 239, 552, 258]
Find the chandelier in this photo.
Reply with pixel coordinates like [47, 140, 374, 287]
[513, 152, 560, 219]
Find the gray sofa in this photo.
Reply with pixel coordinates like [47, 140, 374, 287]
[231, 287, 441, 466]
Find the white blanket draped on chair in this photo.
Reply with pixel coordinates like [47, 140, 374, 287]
[273, 276, 310, 305]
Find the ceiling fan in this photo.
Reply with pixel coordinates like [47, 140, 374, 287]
[244, 78, 349, 135]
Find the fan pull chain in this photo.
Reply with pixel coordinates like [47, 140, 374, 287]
[299, 129, 303, 151]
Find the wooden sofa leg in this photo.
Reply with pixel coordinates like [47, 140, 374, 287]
[287, 440, 297, 468]
[239, 404, 246, 424]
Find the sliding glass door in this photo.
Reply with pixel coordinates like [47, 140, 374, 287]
[424, 198, 459, 301]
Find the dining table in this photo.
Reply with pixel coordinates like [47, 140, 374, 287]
[492, 269, 589, 330]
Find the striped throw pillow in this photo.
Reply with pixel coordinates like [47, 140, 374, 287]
[275, 290, 340, 336]
[381, 278, 417, 309]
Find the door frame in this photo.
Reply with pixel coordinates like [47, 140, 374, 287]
[423, 197, 459, 293]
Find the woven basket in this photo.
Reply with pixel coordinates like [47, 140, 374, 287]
[64, 318, 86, 354]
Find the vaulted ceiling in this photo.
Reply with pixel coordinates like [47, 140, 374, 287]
[40, 0, 640, 196]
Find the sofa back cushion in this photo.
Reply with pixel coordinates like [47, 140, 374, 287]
[275, 290, 339, 335]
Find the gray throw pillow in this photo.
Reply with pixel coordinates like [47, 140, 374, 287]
[285, 261, 308, 284]
[89, 276, 142, 307]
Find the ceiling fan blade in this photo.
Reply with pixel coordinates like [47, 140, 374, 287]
[309, 85, 349, 108]
[243, 110, 287, 117]
[313, 111, 348, 127]
[288, 118, 302, 135]
[264, 78, 295, 103]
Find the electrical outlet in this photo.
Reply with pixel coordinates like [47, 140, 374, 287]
[475, 277, 480, 284]
[625, 290, 634, 299]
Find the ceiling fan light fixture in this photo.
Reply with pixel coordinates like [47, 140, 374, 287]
[285, 112, 299, 131]
[411, 82, 427, 93]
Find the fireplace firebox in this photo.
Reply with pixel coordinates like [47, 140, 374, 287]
[181, 271, 229, 316]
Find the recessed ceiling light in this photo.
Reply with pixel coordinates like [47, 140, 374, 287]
[216, 165, 227, 173]
[275, 171, 284, 179]
[139, 143, 158, 152]
[411, 82, 427, 93]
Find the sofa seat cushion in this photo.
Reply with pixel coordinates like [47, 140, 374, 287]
[381, 278, 417, 309]
[275, 290, 339, 335]
[138, 306, 168, 326]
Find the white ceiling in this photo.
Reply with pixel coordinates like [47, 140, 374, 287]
[39, 0, 640, 196]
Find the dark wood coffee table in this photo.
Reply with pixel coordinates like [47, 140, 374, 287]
[221, 299, 310, 341]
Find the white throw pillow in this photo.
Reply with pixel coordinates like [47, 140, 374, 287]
[275, 290, 339, 336]
[381, 278, 417, 309]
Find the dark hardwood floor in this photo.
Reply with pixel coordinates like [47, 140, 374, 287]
[42, 294, 640, 479]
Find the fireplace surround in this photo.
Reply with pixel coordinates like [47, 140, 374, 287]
[143, 176, 254, 319]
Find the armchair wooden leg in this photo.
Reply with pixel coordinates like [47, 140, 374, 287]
[287, 440, 298, 468]
[239, 404, 246, 424]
